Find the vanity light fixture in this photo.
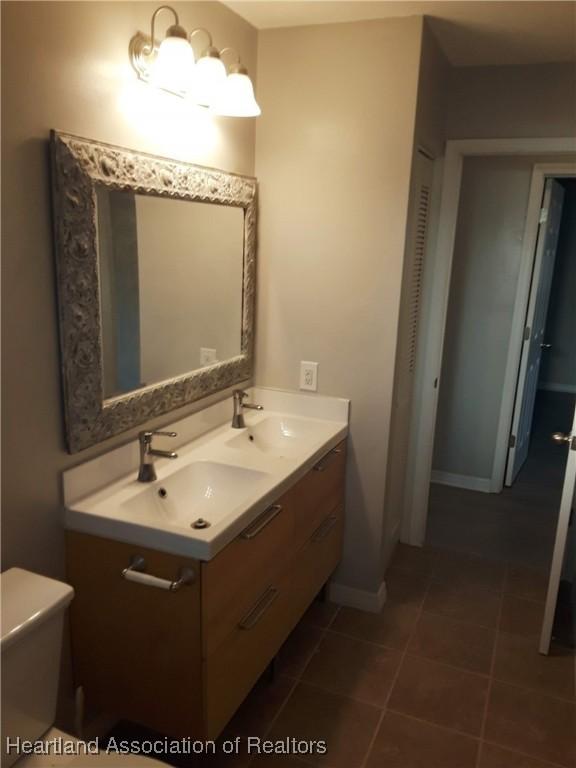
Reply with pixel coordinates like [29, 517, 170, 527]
[129, 6, 261, 116]
[213, 49, 262, 117]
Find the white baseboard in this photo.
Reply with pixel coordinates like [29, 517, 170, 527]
[431, 470, 491, 493]
[538, 383, 576, 394]
[328, 580, 387, 613]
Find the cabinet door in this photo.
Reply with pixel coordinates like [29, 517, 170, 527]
[291, 506, 344, 622]
[204, 568, 295, 739]
[66, 532, 203, 738]
[292, 441, 346, 552]
[202, 493, 295, 656]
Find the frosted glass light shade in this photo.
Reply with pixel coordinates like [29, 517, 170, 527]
[151, 35, 194, 94]
[191, 53, 227, 107]
[213, 72, 261, 117]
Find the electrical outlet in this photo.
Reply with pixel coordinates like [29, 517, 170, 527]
[200, 348, 217, 366]
[300, 361, 318, 392]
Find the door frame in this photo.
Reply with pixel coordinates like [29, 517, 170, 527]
[402, 138, 576, 547]
[500, 168, 574, 488]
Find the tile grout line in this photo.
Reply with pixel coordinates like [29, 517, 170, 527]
[482, 739, 571, 768]
[384, 707, 483, 743]
[482, 672, 576, 705]
[475, 571, 505, 768]
[359, 560, 436, 768]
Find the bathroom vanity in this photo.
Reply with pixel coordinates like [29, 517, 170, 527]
[64, 390, 348, 740]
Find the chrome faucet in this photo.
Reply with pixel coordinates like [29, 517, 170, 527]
[232, 389, 263, 429]
[137, 430, 178, 482]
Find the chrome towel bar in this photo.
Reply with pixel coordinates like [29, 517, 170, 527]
[122, 556, 195, 592]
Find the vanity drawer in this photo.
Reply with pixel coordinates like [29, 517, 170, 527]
[202, 495, 294, 656]
[292, 440, 346, 552]
[291, 506, 344, 622]
[204, 568, 294, 739]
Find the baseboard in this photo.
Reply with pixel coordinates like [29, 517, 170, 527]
[431, 470, 491, 493]
[328, 580, 387, 613]
[538, 383, 576, 394]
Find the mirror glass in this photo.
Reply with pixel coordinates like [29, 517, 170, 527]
[96, 187, 244, 399]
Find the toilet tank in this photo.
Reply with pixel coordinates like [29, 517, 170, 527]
[1, 568, 74, 768]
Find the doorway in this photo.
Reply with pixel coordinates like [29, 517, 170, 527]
[396, 142, 576, 655]
[419, 157, 575, 653]
[431, 163, 575, 497]
[505, 177, 576, 487]
[401, 141, 576, 548]
[426, 166, 575, 556]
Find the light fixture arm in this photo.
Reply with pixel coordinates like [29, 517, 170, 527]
[148, 5, 181, 52]
[189, 27, 214, 54]
[219, 47, 250, 75]
[219, 47, 240, 67]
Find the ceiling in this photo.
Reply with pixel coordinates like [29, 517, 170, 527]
[221, 1, 576, 66]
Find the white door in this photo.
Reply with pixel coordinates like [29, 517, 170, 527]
[505, 179, 565, 485]
[540, 403, 576, 654]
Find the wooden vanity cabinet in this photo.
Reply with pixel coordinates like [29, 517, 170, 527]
[66, 439, 346, 740]
[66, 533, 203, 738]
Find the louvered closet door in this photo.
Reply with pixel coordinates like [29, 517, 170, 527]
[385, 150, 434, 542]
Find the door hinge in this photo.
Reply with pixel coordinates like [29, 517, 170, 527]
[509, 434, 516, 448]
[524, 326, 531, 341]
[539, 207, 548, 224]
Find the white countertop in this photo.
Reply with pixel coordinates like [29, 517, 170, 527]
[64, 388, 349, 560]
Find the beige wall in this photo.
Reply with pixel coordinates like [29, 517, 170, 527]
[447, 62, 576, 139]
[254, 17, 423, 594]
[1, 1, 257, 577]
[4, 0, 573, 612]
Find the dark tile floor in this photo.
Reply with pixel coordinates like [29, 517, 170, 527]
[426, 391, 575, 569]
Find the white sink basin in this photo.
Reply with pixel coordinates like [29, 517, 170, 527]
[225, 415, 326, 459]
[122, 461, 270, 529]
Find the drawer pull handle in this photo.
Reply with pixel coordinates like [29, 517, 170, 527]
[312, 516, 338, 542]
[241, 504, 283, 540]
[239, 586, 279, 630]
[122, 556, 195, 592]
[313, 447, 342, 473]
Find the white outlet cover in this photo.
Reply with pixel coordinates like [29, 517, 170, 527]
[300, 361, 318, 392]
[200, 348, 217, 366]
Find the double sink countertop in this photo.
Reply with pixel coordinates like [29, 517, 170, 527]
[63, 387, 349, 560]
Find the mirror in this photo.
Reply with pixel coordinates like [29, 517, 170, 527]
[50, 131, 257, 453]
[96, 189, 245, 398]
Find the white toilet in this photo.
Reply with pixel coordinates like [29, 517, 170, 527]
[1, 568, 166, 768]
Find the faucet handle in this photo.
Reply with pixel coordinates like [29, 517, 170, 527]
[233, 389, 248, 401]
[138, 429, 177, 443]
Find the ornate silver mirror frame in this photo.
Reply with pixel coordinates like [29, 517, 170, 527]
[50, 130, 257, 453]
